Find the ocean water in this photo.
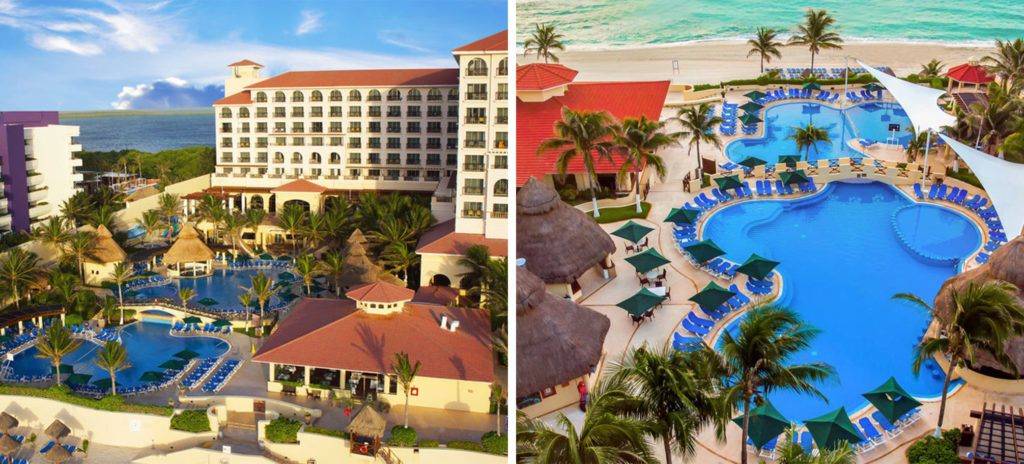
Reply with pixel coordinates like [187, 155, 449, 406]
[517, 0, 1024, 50]
[62, 113, 214, 153]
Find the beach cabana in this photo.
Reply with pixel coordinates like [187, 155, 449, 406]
[689, 282, 735, 311]
[683, 239, 726, 263]
[616, 288, 666, 320]
[611, 221, 654, 245]
[664, 208, 700, 225]
[139, 371, 164, 382]
[732, 400, 790, 450]
[82, 225, 128, 286]
[779, 170, 810, 185]
[91, 378, 113, 391]
[346, 406, 386, 456]
[946, 60, 995, 95]
[624, 249, 671, 275]
[862, 376, 922, 424]
[738, 157, 767, 168]
[735, 254, 780, 280]
[338, 241, 403, 289]
[159, 359, 187, 370]
[162, 223, 215, 277]
[805, 407, 862, 451]
[714, 175, 744, 192]
[0, 412, 18, 433]
[45, 420, 70, 443]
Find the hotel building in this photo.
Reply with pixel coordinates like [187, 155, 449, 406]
[0, 112, 83, 232]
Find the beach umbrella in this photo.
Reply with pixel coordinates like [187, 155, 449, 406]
[805, 407, 863, 451]
[259, 253, 273, 260]
[611, 221, 654, 244]
[173, 349, 199, 360]
[158, 359, 187, 370]
[738, 156, 767, 168]
[714, 175, 744, 192]
[735, 254, 781, 280]
[0, 335, 11, 343]
[277, 256, 293, 262]
[683, 239, 726, 263]
[43, 444, 72, 463]
[689, 281, 736, 311]
[862, 376, 923, 424]
[141, 270, 158, 277]
[779, 170, 810, 185]
[91, 378, 113, 390]
[624, 249, 671, 275]
[310, 285, 326, 294]
[65, 373, 92, 385]
[863, 82, 883, 92]
[739, 114, 762, 125]
[803, 81, 821, 90]
[739, 101, 763, 113]
[778, 155, 801, 167]
[616, 288, 666, 318]
[744, 90, 767, 100]
[138, 371, 164, 382]
[45, 420, 70, 441]
[212, 319, 232, 327]
[0, 432, 20, 456]
[182, 316, 202, 324]
[0, 412, 19, 433]
[280, 291, 299, 300]
[197, 298, 219, 306]
[277, 272, 295, 281]
[732, 400, 790, 450]
[49, 364, 73, 374]
[664, 207, 701, 225]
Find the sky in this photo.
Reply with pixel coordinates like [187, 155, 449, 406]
[0, 0, 508, 110]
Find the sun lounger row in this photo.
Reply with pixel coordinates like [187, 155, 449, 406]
[182, 357, 221, 390]
[229, 260, 294, 270]
[676, 284, 753, 341]
[200, 359, 241, 392]
[123, 276, 168, 290]
[172, 322, 232, 336]
[846, 90, 883, 102]
[746, 277, 774, 295]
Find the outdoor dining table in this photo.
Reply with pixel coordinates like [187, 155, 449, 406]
[649, 286, 666, 297]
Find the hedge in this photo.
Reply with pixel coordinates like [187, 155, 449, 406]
[265, 417, 302, 443]
[417, 440, 440, 448]
[906, 428, 960, 464]
[170, 409, 210, 432]
[946, 167, 983, 189]
[303, 426, 350, 440]
[0, 384, 172, 416]
[481, 431, 507, 455]
[693, 83, 720, 91]
[586, 202, 651, 224]
[389, 425, 417, 447]
[446, 441, 484, 452]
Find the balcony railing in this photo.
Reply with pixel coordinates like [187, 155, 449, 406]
[466, 93, 487, 100]
[464, 116, 486, 124]
[462, 187, 484, 195]
[462, 209, 483, 218]
[463, 163, 485, 172]
[464, 141, 485, 148]
[490, 211, 509, 219]
[494, 140, 508, 149]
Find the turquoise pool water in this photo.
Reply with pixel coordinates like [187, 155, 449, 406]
[131, 268, 289, 313]
[724, 102, 914, 164]
[8, 322, 228, 387]
[703, 181, 981, 421]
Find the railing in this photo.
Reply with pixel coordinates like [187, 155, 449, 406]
[465, 116, 486, 124]
[464, 141, 485, 149]
[463, 163, 485, 172]
[491, 211, 509, 218]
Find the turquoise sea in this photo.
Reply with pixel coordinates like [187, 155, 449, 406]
[516, 0, 1024, 50]
[62, 113, 213, 153]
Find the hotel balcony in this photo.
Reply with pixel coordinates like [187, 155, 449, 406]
[0, 197, 8, 211]
[0, 215, 10, 230]
[24, 159, 38, 171]
[29, 202, 51, 218]
[70, 157, 83, 167]
[28, 187, 48, 203]
[27, 173, 43, 187]
[71, 172, 84, 183]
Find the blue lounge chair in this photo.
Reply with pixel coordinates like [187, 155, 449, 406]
[800, 432, 814, 454]
[971, 197, 988, 211]
[964, 195, 981, 208]
[953, 188, 967, 204]
[871, 411, 903, 438]
[927, 183, 939, 199]
[682, 319, 709, 336]
[945, 186, 960, 201]
[935, 184, 947, 199]
[711, 189, 729, 203]
[687, 313, 714, 328]
[755, 180, 765, 196]
[858, 417, 885, 445]
[39, 441, 55, 454]
[729, 284, 752, 305]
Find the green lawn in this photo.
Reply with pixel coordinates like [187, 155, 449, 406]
[587, 202, 651, 224]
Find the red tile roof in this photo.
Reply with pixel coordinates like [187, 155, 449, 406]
[228, 59, 264, 68]
[415, 220, 508, 257]
[245, 68, 458, 89]
[452, 30, 508, 53]
[517, 63, 579, 91]
[252, 298, 494, 382]
[947, 63, 995, 84]
[412, 286, 459, 306]
[270, 179, 328, 193]
[212, 91, 252, 106]
[346, 281, 415, 303]
[516, 80, 671, 185]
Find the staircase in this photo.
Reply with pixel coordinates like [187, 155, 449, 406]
[376, 446, 404, 464]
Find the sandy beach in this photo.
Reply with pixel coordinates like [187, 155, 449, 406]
[520, 40, 997, 85]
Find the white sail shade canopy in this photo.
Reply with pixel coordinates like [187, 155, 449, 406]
[856, 59, 955, 133]
[940, 134, 1024, 238]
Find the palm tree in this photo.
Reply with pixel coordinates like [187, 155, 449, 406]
[49, 271, 80, 311]
[323, 206, 350, 247]
[157, 193, 180, 226]
[34, 323, 82, 387]
[516, 378, 656, 463]
[101, 295, 119, 324]
[787, 123, 831, 161]
[969, 82, 1020, 153]
[522, 23, 565, 63]
[747, 27, 784, 74]
[904, 127, 931, 163]
[614, 115, 675, 213]
[241, 272, 278, 335]
[894, 281, 1024, 435]
[610, 345, 726, 464]
[983, 38, 1024, 90]
[787, 9, 843, 72]
[919, 59, 945, 78]
[277, 203, 308, 256]
[33, 216, 69, 252]
[0, 249, 43, 310]
[293, 254, 322, 295]
[137, 210, 162, 244]
[90, 204, 117, 230]
[177, 287, 196, 311]
[381, 242, 419, 284]
[196, 194, 226, 244]
[391, 351, 422, 428]
[490, 382, 504, 435]
[60, 193, 92, 229]
[321, 250, 345, 297]
[716, 305, 835, 464]
[92, 340, 131, 396]
[245, 207, 267, 243]
[480, 258, 508, 316]
[111, 262, 138, 325]
[673, 103, 724, 183]
[66, 231, 97, 280]
[538, 107, 616, 217]
[370, 216, 415, 251]
[775, 426, 855, 464]
[457, 245, 492, 300]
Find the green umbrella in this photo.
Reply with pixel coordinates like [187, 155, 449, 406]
[91, 378, 112, 390]
[182, 316, 202, 324]
[0, 335, 12, 343]
[778, 155, 801, 167]
[280, 291, 298, 300]
[310, 285, 326, 294]
[197, 298, 219, 306]
[744, 90, 767, 100]
[277, 256, 293, 262]
[65, 373, 92, 385]
[141, 270, 158, 277]
[616, 288, 666, 318]
[714, 175, 743, 192]
[158, 359, 187, 370]
[739, 113, 762, 125]
[212, 319, 233, 327]
[49, 364, 73, 374]
[738, 156, 767, 168]
[739, 102, 763, 113]
[864, 82, 883, 92]
[803, 81, 821, 90]
[689, 281, 735, 311]
[779, 170, 810, 185]
[123, 290, 139, 297]
[862, 376, 923, 424]
[259, 253, 273, 260]
[278, 272, 295, 281]
[664, 208, 700, 225]
[138, 371, 165, 382]
[624, 248, 671, 275]
[173, 349, 199, 360]
[683, 239, 726, 263]
[611, 221, 655, 244]
[735, 254, 781, 280]
[805, 407, 863, 451]
[732, 400, 790, 450]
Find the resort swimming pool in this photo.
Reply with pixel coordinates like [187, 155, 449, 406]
[131, 268, 290, 313]
[7, 322, 228, 387]
[703, 181, 981, 421]
[724, 102, 914, 164]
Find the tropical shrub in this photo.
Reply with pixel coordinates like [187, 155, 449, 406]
[170, 410, 210, 432]
[264, 417, 302, 443]
[417, 440, 439, 448]
[303, 426, 350, 440]
[63, 314, 83, 327]
[446, 441, 484, 452]
[389, 425, 417, 447]
[0, 384, 171, 416]
[693, 83, 720, 91]
[481, 431, 507, 455]
[906, 429, 960, 464]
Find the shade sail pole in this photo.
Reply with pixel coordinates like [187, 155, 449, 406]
[922, 130, 932, 189]
[843, 56, 849, 112]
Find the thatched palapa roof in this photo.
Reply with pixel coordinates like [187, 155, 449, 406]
[345, 406, 386, 438]
[45, 419, 70, 440]
[163, 223, 214, 266]
[517, 177, 615, 283]
[43, 444, 71, 463]
[338, 242, 403, 288]
[126, 185, 159, 202]
[0, 412, 17, 432]
[517, 266, 609, 395]
[0, 433, 19, 454]
[89, 225, 126, 264]
[347, 229, 368, 247]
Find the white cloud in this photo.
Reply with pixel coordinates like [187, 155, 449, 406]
[378, 29, 433, 53]
[30, 33, 101, 55]
[44, 21, 96, 33]
[163, 76, 188, 87]
[111, 77, 223, 109]
[295, 10, 322, 36]
[0, 0, 15, 15]
[65, 1, 173, 53]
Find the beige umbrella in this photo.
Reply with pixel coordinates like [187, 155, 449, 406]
[45, 420, 70, 443]
[43, 444, 72, 463]
[0, 433, 20, 458]
[0, 412, 18, 433]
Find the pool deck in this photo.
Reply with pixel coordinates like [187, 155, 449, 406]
[542, 96, 1023, 463]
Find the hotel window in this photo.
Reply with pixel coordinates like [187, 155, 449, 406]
[427, 89, 442, 101]
[241, 122, 250, 133]
[223, 167, 233, 174]
[427, 106, 442, 117]
[464, 154, 485, 171]
[368, 137, 381, 148]
[291, 107, 304, 117]
[349, 89, 361, 101]
[221, 137, 232, 148]
[256, 123, 268, 133]
[407, 122, 420, 133]
[368, 106, 381, 117]
[292, 137, 304, 146]
[241, 167, 251, 175]
[405, 170, 419, 179]
[274, 167, 284, 175]
[446, 138, 458, 149]
[330, 152, 342, 164]
[311, 122, 323, 133]
[447, 105, 459, 117]
[493, 179, 508, 196]
[259, 167, 268, 175]
[406, 153, 420, 165]
[257, 152, 268, 163]
[311, 152, 322, 163]
[291, 152, 303, 163]
[386, 137, 401, 149]
[386, 153, 400, 165]
[292, 91, 304, 102]
[256, 107, 267, 118]
[347, 153, 360, 163]
[325, 122, 341, 133]
[368, 153, 381, 164]
[311, 90, 323, 102]
[448, 88, 459, 100]
[427, 122, 441, 133]
[386, 122, 401, 133]
[369, 122, 381, 133]
[239, 137, 251, 148]
[407, 106, 421, 117]
[329, 90, 343, 102]
[274, 107, 285, 117]
[348, 169, 359, 177]
[240, 107, 250, 118]
[446, 154, 457, 165]
[220, 108, 232, 118]
[293, 168, 303, 176]
[311, 137, 323, 146]
[387, 106, 401, 117]
[292, 122, 304, 133]
[465, 132, 485, 148]
[256, 91, 267, 102]
[426, 170, 440, 180]
[367, 89, 382, 101]
[496, 107, 508, 124]
[330, 106, 343, 117]
[493, 155, 508, 169]
[220, 152, 232, 162]
[426, 153, 441, 165]
[275, 137, 287, 146]
[492, 203, 508, 218]
[463, 201, 483, 217]
[466, 58, 488, 76]
[463, 178, 484, 195]
[274, 122, 286, 133]
[239, 152, 251, 163]
[368, 168, 381, 177]
[389, 375, 399, 394]
[311, 168, 322, 176]
[407, 138, 421, 149]
[274, 91, 286, 102]
[495, 132, 508, 149]
[310, 107, 323, 117]
[330, 137, 343, 146]
[498, 58, 508, 76]
[348, 107, 361, 117]
[407, 89, 421, 101]
[497, 83, 508, 100]
[466, 107, 486, 124]
[446, 121, 459, 133]
[387, 89, 402, 101]
[274, 152, 285, 163]
[347, 122, 360, 133]
[348, 137, 361, 148]
[386, 169, 400, 179]
[221, 122, 232, 133]
[426, 138, 441, 149]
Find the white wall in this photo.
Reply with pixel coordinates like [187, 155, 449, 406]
[23, 124, 83, 223]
